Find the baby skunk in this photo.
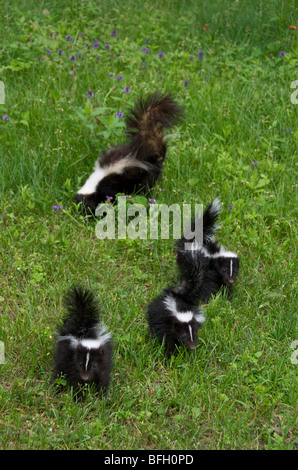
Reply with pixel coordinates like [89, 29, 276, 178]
[146, 287, 205, 355]
[54, 285, 112, 398]
[76, 91, 183, 214]
[176, 198, 240, 303]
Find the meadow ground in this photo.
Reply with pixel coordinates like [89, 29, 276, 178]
[0, 0, 297, 450]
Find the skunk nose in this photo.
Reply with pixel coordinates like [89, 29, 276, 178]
[228, 279, 234, 284]
[80, 373, 90, 382]
[188, 344, 196, 350]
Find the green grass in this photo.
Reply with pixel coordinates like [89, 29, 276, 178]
[0, 0, 297, 450]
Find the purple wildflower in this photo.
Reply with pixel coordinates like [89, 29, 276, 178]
[66, 34, 73, 42]
[106, 196, 113, 202]
[148, 198, 157, 206]
[144, 39, 150, 44]
[198, 50, 204, 60]
[117, 74, 123, 81]
[86, 90, 94, 98]
[116, 110, 124, 119]
[184, 79, 189, 87]
[123, 86, 131, 94]
[228, 203, 233, 211]
[142, 47, 150, 54]
[279, 51, 286, 58]
[78, 51, 82, 58]
[93, 38, 99, 49]
[80, 33, 85, 38]
[58, 49, 64, 56]
[96, 55, 101, 61]
[45, 48, 52, 55]
[37, 56, 43, 61]
[105, 43, 111, 50]
[53, 205, 62, 211]
[189, 55, 194, 61]
[158, 51, 165, 58]
[110, 30, 117, 36]
[2, 114, 11, 121]
[252, 161, 259, 167]
[69, 71, 74, 75]
[285, 126, 292, 132]
[70, 55, 76, 62]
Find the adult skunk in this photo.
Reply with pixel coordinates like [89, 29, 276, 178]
[176, 198, 240, 303]
[54, 285, 112, 398]
[76, 91, 183, 214]
[147, 287, 205, 355]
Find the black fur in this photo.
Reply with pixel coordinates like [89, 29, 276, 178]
[76, 91, 183, 214]
[54, 285, 112, 399]
[176, 199, 240, 303]
[146, 287, 205, 355]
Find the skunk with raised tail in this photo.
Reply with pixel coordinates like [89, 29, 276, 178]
[76, 91, 183, 214]
[54, 285, 112, 398]
[176, 198, 240, 303]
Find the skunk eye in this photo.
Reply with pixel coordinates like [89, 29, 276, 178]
[92, 363, 97, 369]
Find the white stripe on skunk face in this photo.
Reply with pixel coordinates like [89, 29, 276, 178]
[57, 330, 111, 349]
[80, 333, 111, 350]
[211, 247, 238, 259]
[230, 259, 233, 277]
[173, 311, 195, 323]
[163, 295, 205, 325]
[188, 325, 193, 342]
[85, 352, 90, 371]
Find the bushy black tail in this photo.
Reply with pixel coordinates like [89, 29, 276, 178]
[60, 285, 100, 337]
[125, 91, 184, 163]
[202, 198, 222, 244]
[176, 198, 222, 253]
[174, 199, 222, 301]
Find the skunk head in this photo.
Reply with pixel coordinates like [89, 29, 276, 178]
[58, 331, 112, 386]
[168, 315, 199, 350]
[163, 295, 205, 351]
[76, 159, 117, 215]
[76, 192, 99, 215]
[76, 167, 105, 215]
[213, 253, 240, 285]
[74, 343, 107, 382]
